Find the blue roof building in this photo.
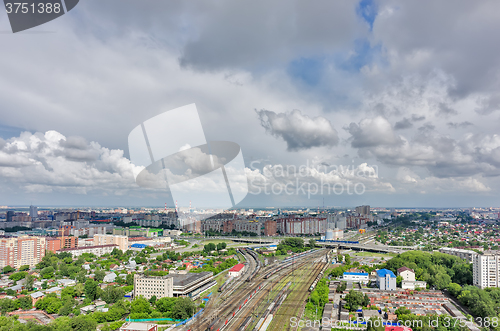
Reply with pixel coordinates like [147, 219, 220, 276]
[376, 269, 396, 291]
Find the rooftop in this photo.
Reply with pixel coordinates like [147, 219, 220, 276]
[377, 269, 396, 278]
[343, 272, 369, 276]
[229, 264, 245, 272]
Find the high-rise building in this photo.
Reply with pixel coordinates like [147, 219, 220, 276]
[93, 234, 129, 251]
[276, 216, 327, 235]
[46, 238, 62, 253]
[264, 220, 277, 236]
[0, 236, 46, 268]
[6, 211, 14, 222]
[355, 205, 370, 215]
[29, 205, 38, 219]
[473, 252, 500, 289]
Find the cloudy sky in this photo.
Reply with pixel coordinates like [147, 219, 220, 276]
[0, 0, 500, 208]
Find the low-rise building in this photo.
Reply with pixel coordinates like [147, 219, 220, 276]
[228, 264, 245, 277]
[57, 244, 118, 257]
[402, 280, 427, 290]
[397, 267, 415, 281]
[343, 272, 369, 284]
[120, 322, 158, 331]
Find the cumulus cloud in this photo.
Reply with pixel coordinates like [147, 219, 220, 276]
[347, 116, 401, 148]
[246, 162, 395, 195]
[0, 130, 141, 195]
[256, 109, 339, 151]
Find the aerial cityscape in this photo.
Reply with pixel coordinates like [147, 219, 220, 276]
[0, 205, 496, 330]
[2, 0, 500, 331]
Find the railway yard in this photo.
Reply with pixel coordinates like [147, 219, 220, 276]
[183, 247, 331, 331]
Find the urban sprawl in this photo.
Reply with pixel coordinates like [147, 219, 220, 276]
[0, 205, 499, 331]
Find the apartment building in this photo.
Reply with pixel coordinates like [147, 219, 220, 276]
[439, 247, 477, 263]
[276, 216, 327, 235]
[264, 220, 277, 236]
[134, 274, 173, 300]
[473, 251, 500, 289]
[57, 244, 118, 257]
[93, 234, 129, 251]
[0, 236, 46, 268]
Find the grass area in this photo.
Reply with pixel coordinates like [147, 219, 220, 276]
[352, 251, 397, 257]
[195, 271, 228, 305]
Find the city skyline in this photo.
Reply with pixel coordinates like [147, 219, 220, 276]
[1, 1, 500, 207]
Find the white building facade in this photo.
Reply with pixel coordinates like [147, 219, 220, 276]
[473, 252, 500, 289]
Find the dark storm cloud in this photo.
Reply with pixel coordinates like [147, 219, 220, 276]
[255, 109, 338, 151]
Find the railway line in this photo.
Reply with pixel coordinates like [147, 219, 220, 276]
[268, 261, 325, 331]
[187, 248, 327, 331]
[223, 250, 327, 331]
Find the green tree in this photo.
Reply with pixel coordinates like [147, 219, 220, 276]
[94, 270, 106, 282]
[344, 290, 364, 311]
[395, 307, 411, 316]
[68, 315, 97, 331]
[126, 273, 134, 286]
[344, 254, 351, 265]
[171, 297, 196, 320]
[18, 265, 30, 272]
[101, 286, 124, 304]
[149, 295, 157, 305]
[448, 282, 462, 297]
[2, 266, 15, 274]
[156, 297, 176, 313]
[9, 271, 27, 282]
[16, 296, 32, 310]
[40, 266, 54, 279]
[58, 301, 74, 316]
[396, 275, 403, 287]
[130, 297, 152, 315]
[24, 273, 34, 291]
[366, 317, 385, 331]
[203, 243, 216, 253]
[84, 279, 99, 301]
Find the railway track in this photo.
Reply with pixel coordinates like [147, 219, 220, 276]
[189, 249, 326, 331]
[268, 262, 325, 331]
[226, 250, 327, 331]
[189, 249, 257, 331]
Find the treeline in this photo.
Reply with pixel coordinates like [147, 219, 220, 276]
[129, 296, 196, 320]
[448, 282, 500, 318]
[275, 238, 309, 255]
[383, 251, 472, 288]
